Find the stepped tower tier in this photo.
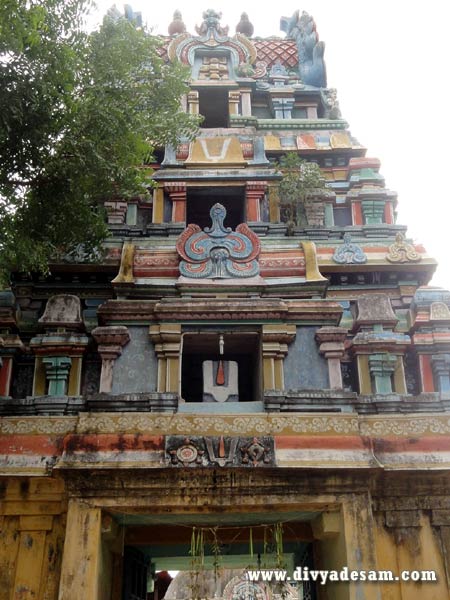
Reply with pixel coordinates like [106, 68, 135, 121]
[1, 8, 449, 600]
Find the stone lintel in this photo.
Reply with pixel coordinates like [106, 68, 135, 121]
[311, 512, 341, 539]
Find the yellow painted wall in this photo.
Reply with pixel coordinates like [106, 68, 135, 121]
[0, 477, 66, 600]
[2, 474, 450, 600]
[374, 512, 449, 599]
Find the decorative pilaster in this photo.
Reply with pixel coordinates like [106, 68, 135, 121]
[368, 353, 398, 394]
[262, 324, 296, 390]
[152, 187, 165, 223]
[361, 199, 386, 225]
[350, 294, 410, 395]
[346, 157, 396, 226]
[187, 90, 199, 114]
[410, 287, 450, 393]
[13, 515, 55, 599]
[149, 324, 182, 394]
[164, 182, 187, 222]
[240, 87, 252, 116]
[0, 291, 24, 397]
[58, 500, 102, 599]
[245, 181, 267, 222]
[315, 327, 347, 389]
[92, 326, 130, 393]
[431, 354, 450, 393]
[30, 295, 88, 396]
[228, 90, 240, 115]
[271, 96, 295, 119]
[0, 334, 24, 397]
[42, 356, 72, 396]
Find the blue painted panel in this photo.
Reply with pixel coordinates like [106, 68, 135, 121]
[283, 327, 329, 389]
[112, 327, 157, 393]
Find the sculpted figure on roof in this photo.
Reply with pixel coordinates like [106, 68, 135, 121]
[280, 10, 327, 88]
[195, 9, 229, 36]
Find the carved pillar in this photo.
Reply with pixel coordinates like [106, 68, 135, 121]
[368, 353, 398, 394]
[271, 96, 294, 119]
[350, 294, 410, 395]
[340, 495, 382, 600]
[240, 87, 252, 116]
[42, 356, 72, 396]
[246, 181, 267, 222]
[228, 90, 240, 116]
[13, 515, 54, 599]
[164, 182, 187, 223]
[361, 199, 386, 225]
[262, 324, 296, 391]
[92, 326, 130, 393]
[0, 291, 24, 396]
[347, 157, 396, 227]
[384, 201, 394, 224]
[58, 500, 102, 599]
[152, 186, 165, 223]
[0, 334, 24, 396]
[315, 327, 347, 389]
[431, 354, 450, 393]
[268, 184, 280, 223]
[149, 324, 181, 393]
[30, 295, 88, 396]
[350, 197, 363, 226]
[187, 90, 199, 115]
[410, 288, 450, 393]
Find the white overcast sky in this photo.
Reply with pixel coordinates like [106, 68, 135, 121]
[91, 0, 450, 289]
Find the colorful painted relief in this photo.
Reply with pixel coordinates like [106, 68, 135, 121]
[386, 233, 421, 263]
[332, 232, 367, 264]
[177, 203, 260, 278]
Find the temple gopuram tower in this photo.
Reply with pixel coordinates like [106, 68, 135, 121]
[1, 8, 449, 600]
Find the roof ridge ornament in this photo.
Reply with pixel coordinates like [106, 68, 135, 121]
[236, 12, 254, 37]
[195, 9, 229, 38]
[168, 10, 186, 36]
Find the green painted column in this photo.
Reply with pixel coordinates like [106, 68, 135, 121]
[42, 356, 72, 396]
[368, 353, 397, 394]
[324, 202, 334, 226]
[431, 354, 450, 393]
[361, 199, 385, 224]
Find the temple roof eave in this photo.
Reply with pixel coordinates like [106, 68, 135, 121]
[152, 168, 280, 181]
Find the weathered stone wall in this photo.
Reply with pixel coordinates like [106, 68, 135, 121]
[284, 327, 329, 389]
[111, 327, 157, 394]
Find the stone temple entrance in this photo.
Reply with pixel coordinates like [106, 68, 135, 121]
[120, 519, 315, 600]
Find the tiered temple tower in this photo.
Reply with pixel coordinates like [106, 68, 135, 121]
[1, 9, 450, 600]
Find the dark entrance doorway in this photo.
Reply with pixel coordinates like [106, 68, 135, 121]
[120, 519, 316, 600]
